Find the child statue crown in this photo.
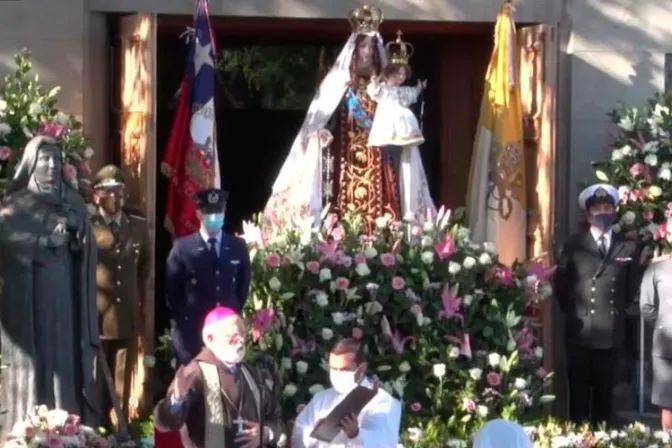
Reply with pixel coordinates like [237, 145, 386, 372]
[385, 30, 414, 64]
[348, 5, 384, 34]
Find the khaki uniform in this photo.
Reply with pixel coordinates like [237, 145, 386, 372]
[92, 211, 150, 423]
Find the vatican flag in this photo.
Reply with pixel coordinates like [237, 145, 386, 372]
[466, 3, 526, 266]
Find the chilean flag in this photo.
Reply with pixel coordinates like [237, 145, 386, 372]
[161, 0, 221, 238]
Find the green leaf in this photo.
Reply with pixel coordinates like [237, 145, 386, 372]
[595, 169, 610, 182]
[539, 394, 556, 403]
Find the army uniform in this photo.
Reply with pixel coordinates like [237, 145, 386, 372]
[165, 188, 251, 365]
[554, 184, 642, 426]
[91, 165, 150, 424]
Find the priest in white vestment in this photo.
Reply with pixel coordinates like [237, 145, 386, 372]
[292, 338, 401, 448]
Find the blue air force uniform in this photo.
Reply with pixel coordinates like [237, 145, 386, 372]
[165, 189, 251, 364]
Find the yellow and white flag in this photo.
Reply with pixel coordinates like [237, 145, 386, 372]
[466, 3, 526, 265]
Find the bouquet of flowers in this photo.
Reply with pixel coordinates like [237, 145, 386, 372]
[242, 205, 555, 439]
[592, 92, 672, 248]
[0, 49, 95, 200]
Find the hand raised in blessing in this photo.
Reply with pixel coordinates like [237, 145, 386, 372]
[171, 365, 197, 402]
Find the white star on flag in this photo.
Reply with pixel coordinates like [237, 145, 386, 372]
[193, 37, 214, 75]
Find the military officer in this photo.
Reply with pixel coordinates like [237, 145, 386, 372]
[554, 183, 642, 426]
[165, 188, 251, 365]
[91, 165, 150, 426]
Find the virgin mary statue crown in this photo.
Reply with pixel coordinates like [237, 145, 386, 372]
[348, 5, 384, 34]
[386, 30, 414, 64]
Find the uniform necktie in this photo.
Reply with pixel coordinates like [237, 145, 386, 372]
[208, 238, 218, 259]
[598, 235, 607, 258]
[109, 221, 120, 240]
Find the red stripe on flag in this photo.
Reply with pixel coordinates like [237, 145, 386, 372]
[161, 77, 201, 237]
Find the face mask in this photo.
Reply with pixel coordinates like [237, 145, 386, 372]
[330, 368, 359, 394]
[202, 213, 224, 233]
[214, 343, 245, 365]
[587, 212, 617, 230]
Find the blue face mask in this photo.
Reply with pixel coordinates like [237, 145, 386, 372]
[202, 213, 224, 233]
[587, 212, 617, 230]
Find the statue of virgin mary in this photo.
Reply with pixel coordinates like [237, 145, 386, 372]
[264, 5, 435, 233]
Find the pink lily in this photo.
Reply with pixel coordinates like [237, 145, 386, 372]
[459, 333, 472, 359]
[434, 236, 456, 260]
[290, 337, 317, 358]
[439, 283, 463, 324]
[526, 262, 557, 283]
[317, 240, 340, 263]
[251, 308, 278, 342]
[390, 330, 415, 354]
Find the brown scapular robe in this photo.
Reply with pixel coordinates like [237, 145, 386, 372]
[154, 348, 285, 448]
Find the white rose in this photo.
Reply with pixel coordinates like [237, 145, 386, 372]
[610, 148, 624, 161]
[469, 368, 482, 380]
[315, 291, 329, 307]
[659, 167, 672, 181]
[308, 384, 324, 395]
[375, 216, 388, 229]
[645, 153, 658, 166]
[463, 294, 473, 306]
[620, 144, 633, 155]
[421, 251, 434, 265]
[332, 312, 345, 325]
[449, 346, 460, 358]
[477, 405, 488, 418]
[488, 353, 501, 368]
[281, 357, 293, 369]
[28, 102, 43, 116]
[283, 384, 298, 397]
[422, 221, 434, 232]
[407, 427, 424, 443]
[321, 328, 334, 340]
[479, 253, 492, 265]
[448, 261, 461, 274]
[83, 147, 95, 159]
[268, 277, 281, 291]
[432, 363, 446, 378]
[319, 268, 332, 282]
[0, 99, 6, 112]
[364, 246, 378, 259]
[462, 256, 476, 269]
[296, 361, 308, 374]
[0, 122, 11, 136]
[650, 185, 663, 197]
[525, 275, 538, 286]
[534, 347, 544, 359]
[483, 241, 496, 253]
[420, 235, 433, 247]
[621, 211, 636, 226]
[514, 378, 528, 390]
[355, 263, 371, 276]
[398, 361, 411, 373]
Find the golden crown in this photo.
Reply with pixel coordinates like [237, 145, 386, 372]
[385, 30, 414, 64]
[348, 5, 383, 34]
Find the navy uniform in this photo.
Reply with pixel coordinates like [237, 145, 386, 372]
[91, 165, 150, 425]
[165, 188, 251, 364]
[554, 183, 642, 425]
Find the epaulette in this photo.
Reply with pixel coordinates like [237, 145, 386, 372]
[128, 214, 147, 221]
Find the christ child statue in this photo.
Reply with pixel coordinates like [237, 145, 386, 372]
[367, 31, 427, 149]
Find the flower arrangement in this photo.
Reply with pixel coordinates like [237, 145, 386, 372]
[0, 49, 95, 199]
[241, 205, 555, 440]
[592, 92, 672, 247]
[400, 421, 672, 447]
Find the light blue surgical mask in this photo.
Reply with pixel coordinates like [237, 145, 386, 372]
[202, 213, 224, 233]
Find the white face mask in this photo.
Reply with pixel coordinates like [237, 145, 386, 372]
[330, 369, 359, 394]
[213, 343, 246, 365]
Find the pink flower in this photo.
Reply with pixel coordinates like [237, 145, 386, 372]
[391, 239, 402, 253]
[39, 123, 67, 139]
[64, 423, 77, 436]
[318, 241, 340, 263]
[490, 266, 514, 286]
[380, 252, 396, 267]
[486, 371, 501, 387]
[390, 330, 415, 354]
[265, 254, 281, 268]
[618, 185, 631, 203]
[642, 210, 655, 221]
[526, 262, 556, 283]
[251, 308, 278, 342]
[434, 237, 456, 260]
[459, 333, 472, 359]
[410, 304, 423, 316]
[391, 276, 405, 290]
[439, 283, 463, 323]
[351, 327, 364, 340]
[306, 261, 320, 274]
[464, 399, 477, 413]
[410, 402, 422, 412]
[322, 213, 338, 232]
[331, 225, 345, 241]
[629, 162, 651, 181]
[24, 426, 35, 439]
[62, 164, 77, 179]
[289, 337, 317, 358]
[334, 277, 350, 291]
[353, 254, 366, 265]
[79, 161, 92, 175]
[536, 367, 548, 378]
[517, 328, 536, 355]
[666, 202, 672, 218]
[411, 225, 422, 237]
[47, 434, 61, 448]
[0, 146, 11, 161]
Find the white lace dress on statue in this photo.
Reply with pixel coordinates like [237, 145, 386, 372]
[367, 83, 424, 147]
